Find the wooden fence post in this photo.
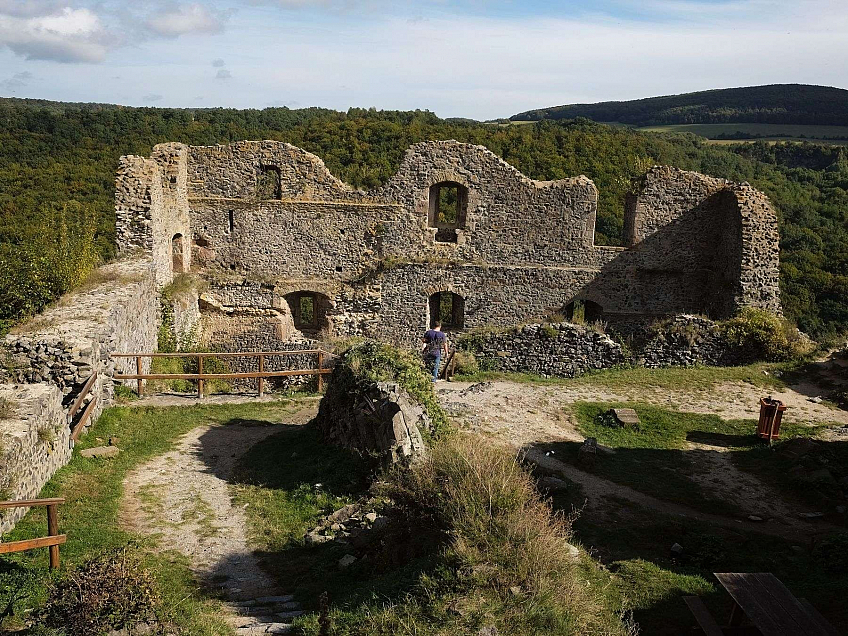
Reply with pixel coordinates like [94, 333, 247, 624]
[198, 355, 204, 398]
[47, 504, 59, 570]
[136, 356, 143, 397]
[258, 354, 265, 397]
[317, 351, 324, 393]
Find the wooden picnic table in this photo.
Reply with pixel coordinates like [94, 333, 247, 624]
[710, 573, 839, 636]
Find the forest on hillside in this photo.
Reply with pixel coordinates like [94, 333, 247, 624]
[511, 84, 848, 126]
[0, 100, 846, 339]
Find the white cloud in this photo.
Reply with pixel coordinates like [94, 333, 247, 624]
[146, 3, 231, 37]
[0, 7, 108, 62]
[215, 68, 231, 79]
[143, 93, 164, 102]
[212, 57, 225, 66]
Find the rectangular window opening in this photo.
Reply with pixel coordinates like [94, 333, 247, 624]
[228, 210, 235, 233]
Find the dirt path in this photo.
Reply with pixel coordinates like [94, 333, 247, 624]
[437, 379, 846, 542]
[122, 404, 318, 635]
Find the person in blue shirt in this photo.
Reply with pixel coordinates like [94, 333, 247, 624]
[422, 321, 448, 382]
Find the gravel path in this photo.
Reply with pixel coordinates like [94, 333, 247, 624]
[122, 404, 318, 634]
[437, 378, 846, 541]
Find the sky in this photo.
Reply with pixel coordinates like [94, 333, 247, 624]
[0, 0, 846, 120]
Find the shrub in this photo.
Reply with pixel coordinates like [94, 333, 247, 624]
[719, 308, 813, 361]
[451, 350, 479, 375]
[41, 548, 160, 635]
[719, 307, 812, 361]
[0, 397, 15, 420]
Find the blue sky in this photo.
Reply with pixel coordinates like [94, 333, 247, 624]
[0, 0, 846, 119]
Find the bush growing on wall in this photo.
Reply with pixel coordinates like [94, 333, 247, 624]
[719, 308, 812, 361]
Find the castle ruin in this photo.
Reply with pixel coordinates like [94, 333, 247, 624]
[116, 140, 782, 351]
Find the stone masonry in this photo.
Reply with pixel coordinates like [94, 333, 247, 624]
[459, 322, 626, 378]
[114, 140, 782, 353]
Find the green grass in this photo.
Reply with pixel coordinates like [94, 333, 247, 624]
[0, 399, 303, 633]
[638, 122, 848, 141]
[540, 402, 825, 518]
[544, 485, 848, 636]
[233, 425, 633, 635]
[454, 361, 790, 392]
[232, 423, 373, 554]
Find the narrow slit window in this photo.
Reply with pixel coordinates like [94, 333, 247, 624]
[228, 210, 235, 233]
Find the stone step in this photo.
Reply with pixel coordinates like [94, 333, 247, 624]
[232, 602, 301, 616]
[277, 610, 306, 621]
[235, 623, 294, 635]
[255, 595, 295, 604]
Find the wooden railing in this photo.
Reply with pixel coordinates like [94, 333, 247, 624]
[0, 498, 66, 569]
[111, 350, 331, 398]
[67, 373, 99, 442]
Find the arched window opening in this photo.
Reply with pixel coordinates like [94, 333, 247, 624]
[564, 299, 603, 325]
[257, 165, 282, 200]
[285, 291, 331, 336]
[428, 182, 468, 243]
[428, 292, 465, 331]
[172, 233, 185, 273]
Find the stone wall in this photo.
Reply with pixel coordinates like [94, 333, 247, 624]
[0, 383, 69, 535]
[116, 144, 191, 288]
[459, 322, 626, 377]
[118, 140, 783, 355]
[636, 315, 733, 367]
[0, 258, 159, 534]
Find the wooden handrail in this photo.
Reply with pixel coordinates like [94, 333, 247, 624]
[0, 498, 65, 509]
[114, 369, 331, 380]
[0, 498, 66, 569]
[67, 373, 97, 421]
[111, 349, 332, 398]
[70, 396, 99, 442]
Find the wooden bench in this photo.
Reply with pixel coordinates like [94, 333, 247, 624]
[685, 573, 840, 636]
[0, 498, 66, 569]
[684, 596, 724, 636]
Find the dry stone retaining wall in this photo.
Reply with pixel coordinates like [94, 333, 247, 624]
[0, 383, 68, 534]
[459, 323, 626, 377]
[0, 258, 159, 534]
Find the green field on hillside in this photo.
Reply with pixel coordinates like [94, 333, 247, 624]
[638, 123, 848, 141]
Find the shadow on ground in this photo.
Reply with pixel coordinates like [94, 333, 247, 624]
[524, 434, 848, 636]
[197, 420, 442, 614]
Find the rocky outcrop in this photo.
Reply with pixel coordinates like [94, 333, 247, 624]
[317, 364, 432, 463]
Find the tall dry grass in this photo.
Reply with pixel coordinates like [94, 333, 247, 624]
[368, 434, 633, 636]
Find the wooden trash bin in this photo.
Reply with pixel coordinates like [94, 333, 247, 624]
[758, 397, 786, 442]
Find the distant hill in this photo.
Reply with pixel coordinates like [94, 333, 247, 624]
[510, 84, 848, 126]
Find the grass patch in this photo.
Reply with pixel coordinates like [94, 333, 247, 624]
[546, 488, 848, 636]
[236, 429, 633, 635]
[0, 399, 302, 633]
[455, 361, 789, 392]
[543, 402, 824, 518]
[0, 396, 16, 420]
[232, 423, 373, 553]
